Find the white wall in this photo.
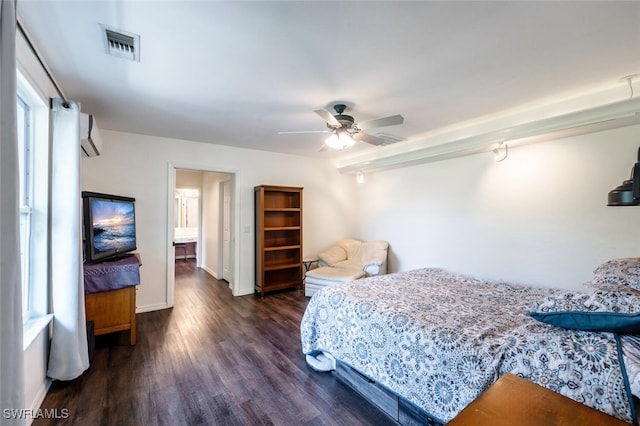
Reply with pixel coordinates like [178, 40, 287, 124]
[176, 169, 204, 188]
[80, 130, 357, 311]
[355, 125, 640, 290]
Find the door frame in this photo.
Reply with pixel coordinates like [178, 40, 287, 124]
[166, 162, 240, 307]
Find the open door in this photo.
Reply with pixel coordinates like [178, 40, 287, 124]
[222, 179, 232, 283]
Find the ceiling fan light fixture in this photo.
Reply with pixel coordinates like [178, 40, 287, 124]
[282, 103, 404, 150]
[325, 129, 355, 150]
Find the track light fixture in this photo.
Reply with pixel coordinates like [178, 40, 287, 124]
[493, 142, 508, 162]
[608, 146, 640, 206]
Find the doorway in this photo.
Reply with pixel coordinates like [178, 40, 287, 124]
[175, 187, 200, 263]
[166, 164, 237, 307]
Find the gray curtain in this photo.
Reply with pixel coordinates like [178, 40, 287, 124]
[46, 98, 89, 380]
[0, 0, 26, 423]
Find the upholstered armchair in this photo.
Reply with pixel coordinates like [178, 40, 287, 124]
[305, 239, 389, 297]
[317, 239, 389, 277]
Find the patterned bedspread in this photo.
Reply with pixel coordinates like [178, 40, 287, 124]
[300, 268, 636, 424]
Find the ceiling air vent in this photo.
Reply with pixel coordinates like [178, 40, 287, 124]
[101, 24, 140, 62]
[375, 133, 407, 145]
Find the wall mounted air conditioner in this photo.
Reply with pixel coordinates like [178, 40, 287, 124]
[80, 113, 102, 157]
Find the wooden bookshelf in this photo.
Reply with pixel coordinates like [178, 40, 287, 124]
[254, 185, 303, 297]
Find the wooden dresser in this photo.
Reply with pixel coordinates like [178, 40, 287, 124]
[83, 254, 141, 345]
[448, 373, 629, 426]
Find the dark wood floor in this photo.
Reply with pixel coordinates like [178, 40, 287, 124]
[34, 261, 394, 425]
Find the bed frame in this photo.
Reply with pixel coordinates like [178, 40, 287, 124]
[333, 360, 443, 426]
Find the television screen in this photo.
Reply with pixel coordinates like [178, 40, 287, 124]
[83, 192, 136, 262]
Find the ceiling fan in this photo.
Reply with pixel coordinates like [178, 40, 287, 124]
[278, 104, 404, 150]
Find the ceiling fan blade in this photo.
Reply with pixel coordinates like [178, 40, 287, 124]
[356, 114, 404, 131]
[277, 130, 330, 135]
[314, 109, 341, 127]
[353, 132, 387, 146]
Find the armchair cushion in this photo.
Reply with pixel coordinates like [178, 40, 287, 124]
[318, 245, 347, 267]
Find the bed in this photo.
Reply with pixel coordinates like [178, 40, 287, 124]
[300, 264, 640, 425]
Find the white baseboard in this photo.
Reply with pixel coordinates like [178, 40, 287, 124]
[202, 265, 218, 279]
[136, 302, 170, 313]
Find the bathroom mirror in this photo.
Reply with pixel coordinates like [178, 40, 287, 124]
[175, 188, 199, 228]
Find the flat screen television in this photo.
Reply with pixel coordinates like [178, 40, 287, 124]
[82, 191, 137, 263]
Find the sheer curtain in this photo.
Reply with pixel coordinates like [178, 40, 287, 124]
[0, 0, 26, 422]
[46, 98, 89, 380]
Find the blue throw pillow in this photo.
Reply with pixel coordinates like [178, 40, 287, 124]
[527, 290, 640, 333]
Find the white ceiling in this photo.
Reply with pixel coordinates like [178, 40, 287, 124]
[16, 1, 640, 159]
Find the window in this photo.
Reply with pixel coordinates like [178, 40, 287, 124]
[17, 70, 48, 324]
[17, 94, 33, 319]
